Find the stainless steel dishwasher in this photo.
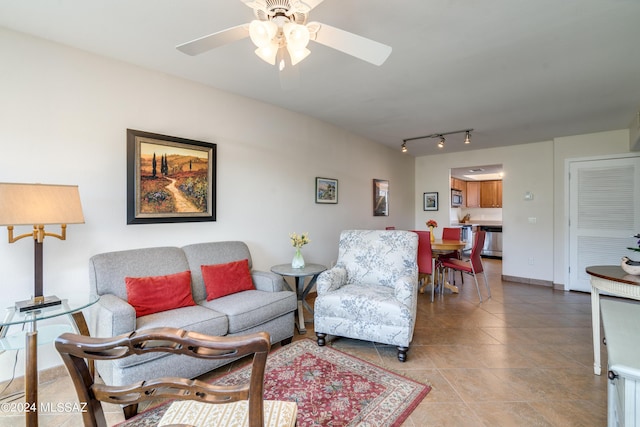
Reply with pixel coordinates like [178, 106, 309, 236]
[480, 226, 502, 258]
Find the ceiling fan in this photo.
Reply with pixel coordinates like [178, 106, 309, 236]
[176, 0, 392, 70]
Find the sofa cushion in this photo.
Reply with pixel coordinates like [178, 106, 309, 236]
[114, 304, 229, 370]
[202, 259, 255, 301]
[182, 242, 253, 302]
[125, 270, 196, 317]
[200, 289, 296, 334]
[89, 247, 190, 301]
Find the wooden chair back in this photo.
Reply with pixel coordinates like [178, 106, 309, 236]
[55, 328, 271, 427]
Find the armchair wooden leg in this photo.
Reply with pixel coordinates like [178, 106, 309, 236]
[316, 333, 326, 346]
[397, 346, 408, 362]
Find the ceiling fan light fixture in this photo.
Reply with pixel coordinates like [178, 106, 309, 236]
[249, 20, 278, 48]
[254, 43, 278, 65]
[288, 46, 310, 65]
[283, 22, 310, 50]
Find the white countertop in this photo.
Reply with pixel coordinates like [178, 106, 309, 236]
[451, 221, 503, 227]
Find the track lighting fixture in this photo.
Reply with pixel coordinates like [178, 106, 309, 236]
[401, 128, 474, 153]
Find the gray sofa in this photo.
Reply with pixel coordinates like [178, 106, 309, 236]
[88, 241, 297, 386]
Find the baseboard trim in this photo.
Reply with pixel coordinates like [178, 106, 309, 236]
[501, 275, 555, 288]
[0, 364, 67, 397]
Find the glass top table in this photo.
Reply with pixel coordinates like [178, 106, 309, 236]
[1, 295, 99, 327]
[0, 294, 99, 427]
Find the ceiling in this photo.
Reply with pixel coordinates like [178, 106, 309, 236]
[1, 0, 639, 157]
[451, 164, 503, 181]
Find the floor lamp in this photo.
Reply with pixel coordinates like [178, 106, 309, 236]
[0, 182, 85, 311]
[0, 182, 84, 427]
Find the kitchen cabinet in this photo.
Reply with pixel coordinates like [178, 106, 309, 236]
[450, 177, 467, 208]
[451, 178, 465, 191]
[480, 180, 502, 208]
[466, 182, 481, 208]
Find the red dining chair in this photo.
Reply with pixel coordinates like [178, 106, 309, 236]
[412, 230, 437, 302]
[438, 227, 463, 284]
[439, 231, 491, 302]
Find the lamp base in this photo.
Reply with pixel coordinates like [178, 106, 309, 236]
[15, 295, 62, 312]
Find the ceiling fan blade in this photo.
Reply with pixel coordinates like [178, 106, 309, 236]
[309, 22, 392, 66]
[176, 24, 249, 56]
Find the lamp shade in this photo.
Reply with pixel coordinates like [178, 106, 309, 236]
[0, 183, 85, 226]
[249, 20, 278, 48]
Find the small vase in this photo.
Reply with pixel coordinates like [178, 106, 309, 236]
[292, 248, 305, 268]
[621, 256, 640, 275]
[429, 226, 435, 243]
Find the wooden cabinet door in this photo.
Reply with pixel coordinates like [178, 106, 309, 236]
[480, 180, 502, 207]
[451, 178, 464, 190]
[466, 182, 481, 207]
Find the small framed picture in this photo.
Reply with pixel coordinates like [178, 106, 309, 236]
[315, 177, 338, 204]
[373, 179, 389, 216]
[423, 192, 439, 211]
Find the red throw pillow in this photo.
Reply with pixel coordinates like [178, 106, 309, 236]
[202, 259, 255, 301]
[125, 270, 195, 317]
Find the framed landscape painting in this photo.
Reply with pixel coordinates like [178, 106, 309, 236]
[127, 129, 216, 224]
[315, 177, 338, 204]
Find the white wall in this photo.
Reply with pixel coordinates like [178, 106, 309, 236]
[0, 29, 415, 380]
[415, 130, 635, 287]
[415, 142, 555, 282]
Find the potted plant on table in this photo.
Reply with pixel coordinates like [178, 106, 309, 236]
[621, 233, 640, 275]
[290, 232, 310, 268]
[426, 219, 437, 243]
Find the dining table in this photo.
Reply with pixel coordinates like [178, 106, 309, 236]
[431, 239, 466, 294]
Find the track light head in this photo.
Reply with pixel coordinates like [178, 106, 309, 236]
[464, 131, 471, 144]
[401, 142, 407, 153]
[438, 136, 445, 148]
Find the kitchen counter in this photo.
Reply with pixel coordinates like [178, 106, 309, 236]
[451, 221, 502, 227]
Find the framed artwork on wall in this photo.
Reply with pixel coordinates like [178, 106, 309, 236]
[373, 179, 389, 216]
[423, 192, 438, 211]
[127, 129, 216, 224]
[315, 177, 338, 204]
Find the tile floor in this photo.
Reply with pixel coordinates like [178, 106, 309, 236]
[0, 259, 609, 426]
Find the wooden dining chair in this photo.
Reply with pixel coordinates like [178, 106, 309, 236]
[439, 231, 491, 302]
[55, 328, 297, 427]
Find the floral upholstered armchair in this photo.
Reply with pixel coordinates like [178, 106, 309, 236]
[314, 230, 419, 362]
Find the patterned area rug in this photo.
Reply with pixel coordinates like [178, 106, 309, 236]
[117, 339, 430, 427]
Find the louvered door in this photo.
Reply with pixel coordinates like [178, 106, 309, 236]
[568, 156, 640, 292]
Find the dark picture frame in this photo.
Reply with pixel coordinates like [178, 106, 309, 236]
[127, 129, 216, 224]
[423, 192, 439, 211]
[373, 179, 389, 216]
[315, 177, 338, 204]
